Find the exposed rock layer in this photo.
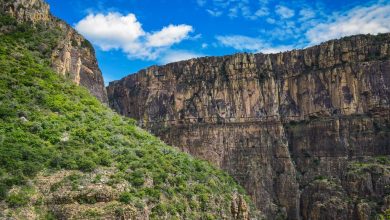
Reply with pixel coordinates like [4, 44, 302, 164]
[108, 34, 390, 219]
[0, 0, 108, 103]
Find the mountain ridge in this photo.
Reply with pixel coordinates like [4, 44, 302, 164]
[108, 33, 390, 86]
[0, 0, 108, 103]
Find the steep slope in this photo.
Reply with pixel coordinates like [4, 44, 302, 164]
[0, 0, 108, 103]
[0, 11, 258, 220]
[108, 34, 390, 219]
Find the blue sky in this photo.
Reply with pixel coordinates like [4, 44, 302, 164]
[45, 0, 390, 84]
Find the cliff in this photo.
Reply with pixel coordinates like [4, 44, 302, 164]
[108, 33, 390, 219]
[0, 6, 257, 219]
[0, 0, 108, 103]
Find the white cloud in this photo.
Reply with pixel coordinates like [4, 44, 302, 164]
[299, 8, 315, 21]
[306, 3, 390, 45]
[216, 35, 264, 51]
[202, 43, 209, 49]
[266, 17, 276, 24]
[254, 7, 269, 17]
[146, 24, 193, 47]
[158, 50, 205, 64]
[199, 0, 271, 20]
[75, 13, 145, 51]
[260, 45, 294, 54]
[216, 35, 292, 53]
[275, 5, 295, 19]
[75, 12, 196, 61]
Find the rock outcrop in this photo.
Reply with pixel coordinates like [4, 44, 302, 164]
[108, 33, 390, 219]
[0, 0, 108, 103]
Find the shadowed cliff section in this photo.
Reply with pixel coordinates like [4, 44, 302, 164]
[0, 0, 108, 103]
[108, 33, 390, 219]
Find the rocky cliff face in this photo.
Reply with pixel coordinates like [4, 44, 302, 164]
[108, 33, 390, 219]
[0, 0, 108, 103]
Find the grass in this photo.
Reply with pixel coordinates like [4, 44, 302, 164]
[0, 13, 251, 218]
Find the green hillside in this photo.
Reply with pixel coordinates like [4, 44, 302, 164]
[0, 15, 254, 219]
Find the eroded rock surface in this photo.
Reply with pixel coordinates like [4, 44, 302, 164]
[0, 0, 108, 103]
[108, 33, 390, 219]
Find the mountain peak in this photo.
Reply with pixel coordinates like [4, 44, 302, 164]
[1, 0, 50, 23]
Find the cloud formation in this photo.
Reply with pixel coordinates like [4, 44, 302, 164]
[216, 35, 292, 53]
[215, 1, 390, 54]
[75, 12, 196, 62]
[306, 3, 390, 44]
[197, 0, 270, 20]
[158, 50, 205, 64]
[275, 5, 295, 19]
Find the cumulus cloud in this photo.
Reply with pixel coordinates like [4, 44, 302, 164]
[216, 35, 292, 53]
[275, 5, 295, 19]
[146, 24, 193, 47]
[75, 12, 195, 61]
[306, 3, 390, 44]
[75, 13, 145, 51]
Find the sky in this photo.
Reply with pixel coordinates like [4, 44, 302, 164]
[45, 0, 390, 84]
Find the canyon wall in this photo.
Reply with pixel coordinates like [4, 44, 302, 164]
[108, 34, 390, 219]
[0, 0, 108, 103]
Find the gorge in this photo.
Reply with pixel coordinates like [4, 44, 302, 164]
[0, 0, 389, 219]
[107, 34, 390, 219]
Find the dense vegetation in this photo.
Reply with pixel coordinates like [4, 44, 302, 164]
[0, 14, 251, 219]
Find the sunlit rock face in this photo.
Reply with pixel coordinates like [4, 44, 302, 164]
[1, 0, 108, 103]
[108, 33, 390, 219]
[50, 22, 108, 103]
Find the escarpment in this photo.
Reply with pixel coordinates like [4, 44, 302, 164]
[108, 33, 390, 219]
[0, 0, 108, 103]
[0, 2, 259, 218]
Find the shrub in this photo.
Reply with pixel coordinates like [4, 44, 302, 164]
[6, 191, 29, 207]
[0, 13, 255, 218]
[78, 158, 96, 172]
[119, 192, 133, 204]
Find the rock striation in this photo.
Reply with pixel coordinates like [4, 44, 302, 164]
[108, 33, 390, 219]
[0, 0, 108, 103]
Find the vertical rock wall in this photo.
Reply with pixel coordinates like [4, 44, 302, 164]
[108, 34, 390, 219]
[0, 0, 108, 103]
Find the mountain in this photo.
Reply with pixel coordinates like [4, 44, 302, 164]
[0, 1, 258, 219]
[1, 0, 108, 103]
[107, 34, 390, 219]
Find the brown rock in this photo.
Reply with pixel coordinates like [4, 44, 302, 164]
[107, 33, 390, 219]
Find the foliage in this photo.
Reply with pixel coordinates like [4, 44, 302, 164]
[0, 14, 251, 218]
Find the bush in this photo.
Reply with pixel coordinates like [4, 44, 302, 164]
[128, 170, 145, 187]
[119, 192, 133, 204]
[6, 191, 29, 207]
[0, 12, 254, 219]
[78, 158, 96, 172]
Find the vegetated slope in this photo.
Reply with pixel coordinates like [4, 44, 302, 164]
[0, 0, 108, 103]
[0, 15, 256, 219]
[108, 33, 390, 219]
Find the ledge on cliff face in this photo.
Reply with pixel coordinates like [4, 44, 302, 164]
[0, 0, 108, 103]
[107, 33, 390, 219]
